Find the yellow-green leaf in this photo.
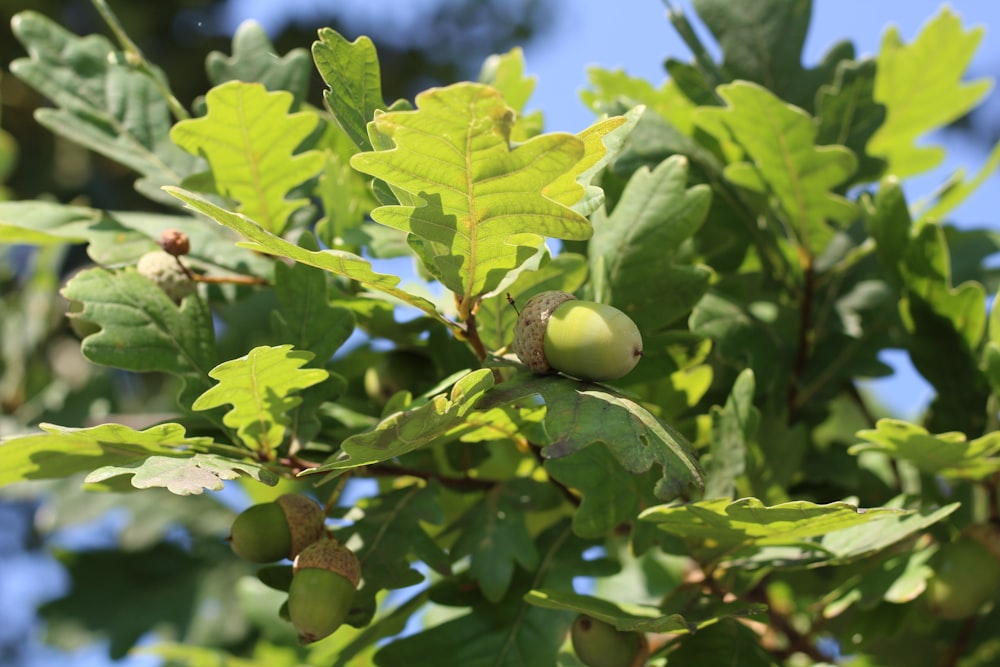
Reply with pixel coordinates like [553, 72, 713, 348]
[170, 81, 324, 235]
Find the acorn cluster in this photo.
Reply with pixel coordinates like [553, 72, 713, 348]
[228, 493, 360, 643]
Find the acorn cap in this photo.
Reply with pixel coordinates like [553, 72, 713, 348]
[512, 290, 576, 373]
[293, 538, 362, 589]
[276, 493, 326, 559]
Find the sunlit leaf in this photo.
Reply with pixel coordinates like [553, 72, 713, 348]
[0, 422, 215, 487]
[192, 345, 328, 453]
[640, 497, 907, 566]
[851, 419, 1000, 480]
[171, 81, 325, 235]
[84, 452, 276, 495]
[165, 187, 447, 326]
[350, 82, 596, 313]
[868, 7, 992, 178]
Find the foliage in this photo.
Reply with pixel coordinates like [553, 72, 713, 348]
[2, 1, 1000, 665]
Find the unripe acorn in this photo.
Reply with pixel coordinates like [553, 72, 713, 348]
[570, 615, 649, 667]
[512, 291, 643, 382]
[229, 493, 325, 563]
[136, 250, 195, 304]
[288, 538, 361, 643]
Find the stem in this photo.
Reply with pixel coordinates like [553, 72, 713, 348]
[91, 0, 190, 121]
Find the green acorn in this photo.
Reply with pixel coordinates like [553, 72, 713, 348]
[288, 538, 362, 643]
[512, 291, 643, 382]
[570, 615, 649, 667]
[228, 493, 325, 563]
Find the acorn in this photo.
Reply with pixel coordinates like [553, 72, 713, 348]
[229, 493, 325, 563]
[512, 291, 643, 382]
[136, 249, 195, 304]
[288, 538, 362, 643]
[570, 615, 650, 667]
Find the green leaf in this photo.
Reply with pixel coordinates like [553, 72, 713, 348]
[451, 483, 541, 602]
[310, 369, 495, 473]
[481, 375, 703, 500]
[704, 369, 757, 499]
[350, 82, 595, 312]
[61, 267, 218, 404]
[373, 522, 596, 667]
[524, 589, 765, 634]
[9, 11, 200, 205]
[696, 81, 857, 256]
[84, 452, 276, 495]
[544, 443, 660, 539]
[165, 187, 448, 327]
[191, 345, 328, 453]
[690, 0, 848, 112]
[312, 28, 387, 153]
[589, 155, 712, 332]
[640, 497, 906, 567]
[815, 59, 887, 183]
[0, 422, 215, 487]
[170, 81, 325, 235]
[868, 7, 992, 178]
[851, 419, 1000, 480]
[340, 484, 450, 595]
[205, 20, 311, 110]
